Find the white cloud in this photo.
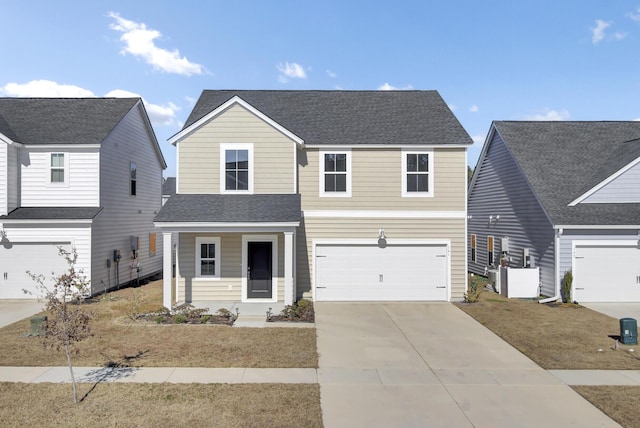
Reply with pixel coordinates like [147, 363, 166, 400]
[469, 105, 479, 113]
[591, 19, 611, 44]
[627, 8, 640, 22]
[105, 89, 179, 126]
[524, 108, 570, 121]
[377, 83, 414, 90]
[326, 69, 337, 79]
[613, 32, 628, 40]
[471, 135, 485, 146]
[277, 62, 307, 82]
[1, 80, 95, 97]
[108, 12, 205, 76]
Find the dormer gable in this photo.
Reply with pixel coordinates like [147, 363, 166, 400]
[569, 156, 640, 205]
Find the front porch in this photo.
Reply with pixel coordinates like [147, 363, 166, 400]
[154, 194, 301, 309]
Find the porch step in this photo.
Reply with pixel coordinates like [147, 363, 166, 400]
[233, 315, 268, 328]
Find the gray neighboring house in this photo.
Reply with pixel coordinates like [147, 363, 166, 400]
[162, 177, 176, 206]
[468, 121, 640, 302]
[0, 98, 167, 298]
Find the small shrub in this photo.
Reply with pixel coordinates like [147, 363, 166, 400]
[200, 315, 212, 323]
[153, 315, 166, 324]
[276, 299, 315, 322]
[562, 270, 573, 303]
[173, 314, 187, 324]
[463, 281, 480, 303]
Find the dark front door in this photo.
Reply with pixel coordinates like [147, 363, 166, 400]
[247, 242, 272, 298]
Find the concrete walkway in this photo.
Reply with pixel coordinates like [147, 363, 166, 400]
[0, 300, 44, 328]
[315, 302, 620, 428]
[0, 365, 639, 387]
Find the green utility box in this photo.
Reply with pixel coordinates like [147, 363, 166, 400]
[620, 318, 638, 345]
[30, 316, 47, 336]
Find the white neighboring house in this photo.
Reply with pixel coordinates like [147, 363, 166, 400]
[0, 98, 167, 299]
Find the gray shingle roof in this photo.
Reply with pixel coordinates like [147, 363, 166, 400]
[494, 121, 640, 226]
[0, 207, 103, 220]
[162, 177, 176, 196]
[0, 98, 139, 144]
[181, 90, 472, 146]
[154, 194, 301, 223]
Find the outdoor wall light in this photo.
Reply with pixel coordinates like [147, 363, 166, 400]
[378, 228, 387, 248]
[489, 214, 500, 224]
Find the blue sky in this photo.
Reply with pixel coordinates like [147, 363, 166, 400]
[2, 1, 640, 177]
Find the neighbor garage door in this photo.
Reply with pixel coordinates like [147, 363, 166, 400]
[0, 242, 70, 299]
[573, 242, 640, 302]
[315, 243, 448, 301]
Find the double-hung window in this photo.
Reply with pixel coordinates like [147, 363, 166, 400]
[320, 150, 351, 197]
[195, 237, 220, 279]
[402, 150, 433, 197]
[50, 153, 65, 183]
[221, 144, 253, 193]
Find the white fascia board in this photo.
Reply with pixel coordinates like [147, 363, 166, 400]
[555, 224, 640, 230]
[568, 156, 640, 206]
[154, 222, 299, 232]
[168, 95, 304, 146]
[0, 133, 22, 146]
[1, 219, 94, 225]
[304, 143, 471, 149]
[22, 144, 101, 150]
[303, 210, 466, 219]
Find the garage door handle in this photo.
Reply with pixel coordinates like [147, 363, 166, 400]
[436, 255, 446, 258]
[317, 286, 326, 289]
[436, 286, 446, 288]
[316, 255, 327, 258]
[575, 288, 584, 290]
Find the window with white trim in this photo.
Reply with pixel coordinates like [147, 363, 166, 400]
[50, 153, 65, 183]
[195, 237, 221, 278]
[402, 150, 433, 197]
[220, 144, 253, 193]
[320, 150, 351, 197]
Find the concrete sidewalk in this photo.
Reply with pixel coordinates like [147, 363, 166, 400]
[1, 366, 639, 387]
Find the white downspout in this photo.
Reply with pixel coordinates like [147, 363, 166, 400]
[539, 227, 562, 303]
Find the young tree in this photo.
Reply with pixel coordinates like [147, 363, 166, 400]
[27, 247, 92, 404]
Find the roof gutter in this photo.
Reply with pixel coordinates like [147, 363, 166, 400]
[539, 227, 563, 304]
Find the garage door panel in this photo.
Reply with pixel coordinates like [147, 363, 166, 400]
[574, 244, 640, 303]
[0, 242, 70, 299]
[316, 243, 448, 301]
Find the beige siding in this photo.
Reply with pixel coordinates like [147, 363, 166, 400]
[178, 104, 295, 194]
[177, 232, 285, 302]
[296, 217, 466, 301]
[0, 142, 6, 215]
[299, 147, 466, 211]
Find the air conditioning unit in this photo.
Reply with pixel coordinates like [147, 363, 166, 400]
[487, 269, 500, 293]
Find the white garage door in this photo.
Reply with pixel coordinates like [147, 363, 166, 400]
[574, 242, 640, 302]
[0, 242, 70, 299]
[315, 243, 448, 301]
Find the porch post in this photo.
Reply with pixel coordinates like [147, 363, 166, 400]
[284, 231, 294, 306]
[162, 232, 173, 309]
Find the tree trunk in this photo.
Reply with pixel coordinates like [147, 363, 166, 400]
[62, 301, 78, 404]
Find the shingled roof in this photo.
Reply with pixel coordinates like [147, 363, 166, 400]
[155, 194, 301, 224]
[493, 121, 640, 226]
[0, 98, 139, 145]
[0, 207, 103, 221]
[179, 90, 472, 146]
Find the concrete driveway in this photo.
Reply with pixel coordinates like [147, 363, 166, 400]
[315, 302, 619, 428]
[0, 300, 44, 329]
[582, 303, 640, 322]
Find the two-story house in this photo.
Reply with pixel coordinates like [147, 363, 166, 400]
[0, 98, 166, 298]
[154, 90, 471, 309]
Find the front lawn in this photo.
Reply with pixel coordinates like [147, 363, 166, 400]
[0, 383, 322, 428]
[0, 280, 317, 368]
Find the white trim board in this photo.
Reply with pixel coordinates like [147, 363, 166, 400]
[303, 210, 466, 219]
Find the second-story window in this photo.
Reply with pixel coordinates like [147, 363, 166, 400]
[320, 150, 351, 197]
[225, 150, 249, 191]
[130, 162, 137, 196]
[220, 144, 253, 193]
[50, 153, 65, 183]
[402, 150, 433, 197]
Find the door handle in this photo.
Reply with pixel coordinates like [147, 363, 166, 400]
[247, 267, 251, 280]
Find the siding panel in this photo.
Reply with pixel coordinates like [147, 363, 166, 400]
[468, 131, 555, 296]
[582, 161, 640, 203]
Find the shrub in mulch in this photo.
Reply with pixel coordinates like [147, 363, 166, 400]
[267, 299, 315, 323]
[136, 305, 237, 326]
